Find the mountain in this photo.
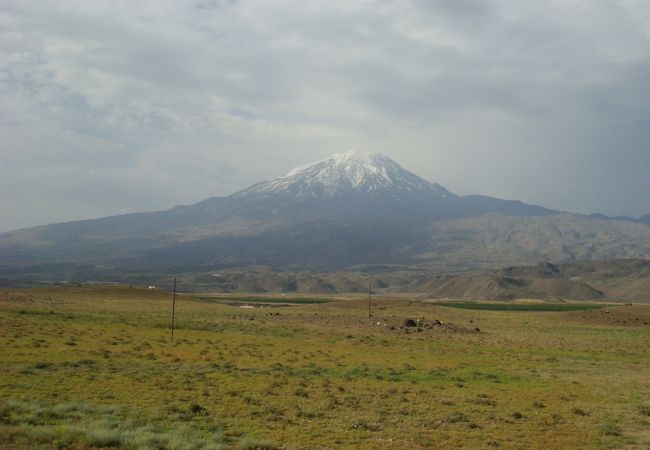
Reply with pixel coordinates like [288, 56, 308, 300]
[191, 151, 554, 220]
[1, 152, 649, 281]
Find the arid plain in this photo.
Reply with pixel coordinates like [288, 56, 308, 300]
[1, 286, 649, 449]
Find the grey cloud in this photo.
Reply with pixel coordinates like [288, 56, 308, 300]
[1, 0, 650, 231]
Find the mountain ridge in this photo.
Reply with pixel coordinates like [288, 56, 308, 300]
[1, 152, 649, 280]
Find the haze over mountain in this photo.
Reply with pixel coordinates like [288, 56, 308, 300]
[1, 152, 649, 282]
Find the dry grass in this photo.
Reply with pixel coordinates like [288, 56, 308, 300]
[1, 286, 649, 449]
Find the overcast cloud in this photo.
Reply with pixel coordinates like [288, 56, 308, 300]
[1, 0, 650, 231]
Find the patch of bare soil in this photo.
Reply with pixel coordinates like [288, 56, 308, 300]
[563, 304, 650, 326]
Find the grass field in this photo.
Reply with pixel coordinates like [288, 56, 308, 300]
[431, 301, 609, 312]
[190, 295, 334, 305]
[1, 286, 649, 449]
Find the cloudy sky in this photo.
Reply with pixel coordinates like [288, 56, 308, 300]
[1, 0, 650, 231]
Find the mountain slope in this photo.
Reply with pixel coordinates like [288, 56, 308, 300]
[411, 263, 605, 300]
[409, 259, 650, 302]
[0, 152, 648, 280]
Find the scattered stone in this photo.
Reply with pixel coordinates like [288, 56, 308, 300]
[404, 319, 417, 327]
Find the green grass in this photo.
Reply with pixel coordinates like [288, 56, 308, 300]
[191, 295, 333, 305]
[434, 301, 609, 312]
[0, 398, 228, 449]
[1, 286, 649, 449]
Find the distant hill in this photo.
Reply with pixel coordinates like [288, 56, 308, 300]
[414, 259, 650, 302]
[409, 264, 605, 301]
[589, 213, 650, 225]
[133, 259, 650, 303]
[1, 152, 649, 281]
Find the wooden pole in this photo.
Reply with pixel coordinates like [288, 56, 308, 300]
[171, 278, 176, 342]
[368, 279, 372, 318]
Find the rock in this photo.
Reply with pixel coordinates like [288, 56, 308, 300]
[189, 403, 207, 415]
[404, 319, 417, 327]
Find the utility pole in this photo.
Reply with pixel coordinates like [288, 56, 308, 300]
[368, 279, 372, 318]
[171, 278, 177, 342]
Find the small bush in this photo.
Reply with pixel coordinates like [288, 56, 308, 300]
[445, 411, 468, 423]
[471, 396, 496, 406]
[601, 423, 623, 436]
[84, 428, 123, 447]
[572, 407, 589, 416]
[33, 362, 53, 370]
[188, 403, 208, 415]
[238, 437, 279, 450]
[23, 426, 56, 442]
[293, 388, 308, 397]
[638, 405, 650, 416]
[128, 429, 170, 449]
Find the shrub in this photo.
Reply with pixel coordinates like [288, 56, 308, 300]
[445, 411, 468, 423]
[601, 424, 623, 436]
[33, 362, 53, 370]
[638, 405, 650, 416]
[238, 437, 279, 449]
[572, 407, 589, 416]
[84, 428, 123, 448]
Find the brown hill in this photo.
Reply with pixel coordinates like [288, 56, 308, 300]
[410, 263, 605, 300]
[556, 259, 650, 303]
[157, 259, 649, 303]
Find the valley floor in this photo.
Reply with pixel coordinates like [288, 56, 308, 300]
[1, 287, 649, 449]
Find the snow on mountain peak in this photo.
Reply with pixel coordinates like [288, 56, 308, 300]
[286, 151, 387, 178]
[238, 151, 453, 200]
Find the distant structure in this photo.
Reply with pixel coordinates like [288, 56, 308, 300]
[148, 285, 156, 289]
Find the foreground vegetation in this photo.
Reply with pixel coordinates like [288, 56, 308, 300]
[1, 286, 649, 449]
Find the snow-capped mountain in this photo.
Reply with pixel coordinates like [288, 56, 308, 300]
[235, 151, 454, 200]
[3, 151, 648, 281]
